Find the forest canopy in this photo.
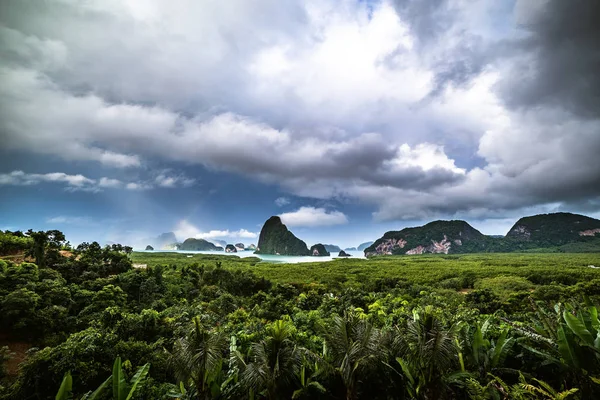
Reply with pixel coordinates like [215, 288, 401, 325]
[1, 229, 600, 399]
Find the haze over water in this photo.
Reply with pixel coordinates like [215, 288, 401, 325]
[139, 249, 366, 263]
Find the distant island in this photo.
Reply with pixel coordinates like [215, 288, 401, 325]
[365, 212, 600, 256]
[255, 216, 310, 256]
[179, 238, 221, 251]
[310, 243, 330, 256]
[357, 241, 374, 251]
[323, 244, 341, 252]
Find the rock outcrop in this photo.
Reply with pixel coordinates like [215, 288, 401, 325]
[235, 243, 245, 251]
[247, 244, 257, 250]
[338, 250, 351, 257]
[310, 244, 330, 256]
[145, 245, 154, 251]
[365, 220, 485, 256]
[255, 216, 310, 256]
[225, 244, 237, 253]
[344, 247, 357, 251]
[179, 238, 221, 251]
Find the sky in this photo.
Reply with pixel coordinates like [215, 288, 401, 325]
[1, 0, 599, 248]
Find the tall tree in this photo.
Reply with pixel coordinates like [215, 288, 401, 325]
[169, 316, 227, 400]
[324, 313, 383, 400]
[241, 319, 303, 400]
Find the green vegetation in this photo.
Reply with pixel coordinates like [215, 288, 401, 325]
[507, 212, 600, 245]
[179, 239, 221, 251]
[0, 231, 31, 257]
[365, 220, 487, 255]
[366, 213, 600, 255]
[2, 229, 600, 399]
[255, 216, 310, 256]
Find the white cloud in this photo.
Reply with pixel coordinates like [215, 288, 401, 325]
[98, 177, 123, 188]
[125, 182, 153, 191]
[174, 220, 258, 241]
[154, 172, 196, 188]
[279, 206, 348, 227]
[46, 216, 93, 225]
[0, 170, 95, 188]
[1, 0, 599, 222]
[275, 197, 290, 207]
[0, 170, 188, 192]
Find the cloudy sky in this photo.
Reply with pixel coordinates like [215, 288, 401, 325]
[1, 0, 599, 248]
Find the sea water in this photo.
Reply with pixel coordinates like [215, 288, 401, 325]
[137, 249, 366, 263]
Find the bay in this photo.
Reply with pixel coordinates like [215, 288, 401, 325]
[137, 249, 366, 263]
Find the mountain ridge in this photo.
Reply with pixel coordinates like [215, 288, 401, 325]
[365, 212, 600, 256]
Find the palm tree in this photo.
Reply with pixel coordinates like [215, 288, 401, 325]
[323, 313, 383, 400]
[168, 316, 227, 400]
[241, 319, 303, 400]
[393, 306, 458, 399]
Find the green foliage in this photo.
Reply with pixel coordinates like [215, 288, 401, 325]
[474, 276, 535, 299]
[0, 230, 31, 256]
[4, 230, 600, 399]
[507, 212, 600, 246]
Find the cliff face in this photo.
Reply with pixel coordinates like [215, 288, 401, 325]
[365, 220, 486, 256]
[225, 244, 237, 253]
[255, 216, 310, 256]
[179, 238, 220, 251]
[310, 243, 330, 256]
[506, 212, 600, 247]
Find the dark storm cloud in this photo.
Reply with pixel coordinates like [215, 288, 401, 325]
[499, 0, 600, 118]
[392, 0, 453, 44]
[392, 0, 492, 98]
[2, 0, 600, 225]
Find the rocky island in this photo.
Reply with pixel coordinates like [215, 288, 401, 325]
[255, 216, 310, 256]
[365, 220, 487, 256]
[366, 212, 600, 256]
[179, 238, 221, 251]
[145, 245, 154, 251]
[310, 243, 330, 256]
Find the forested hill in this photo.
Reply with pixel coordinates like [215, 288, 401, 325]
[366, 212, 600, 256]
[255, 216, 310, 255]
[365, 220, 488, 256]
[179, 238, 221, 251]
[507, 212, 600, 246]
